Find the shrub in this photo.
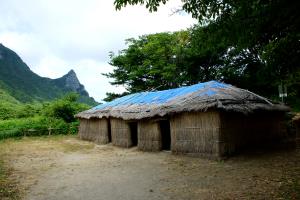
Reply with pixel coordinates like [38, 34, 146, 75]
[0, 93, 89, 140]
[0, 117, 71, 139]
[43, 93, 90, 123]
[0, 129, 23, 140]
[0, 102, 42, 120]
[69, 121, 80, 135]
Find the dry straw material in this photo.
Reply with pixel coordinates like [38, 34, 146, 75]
[76, 81, 289, 120]
[78, 118, 110, 144]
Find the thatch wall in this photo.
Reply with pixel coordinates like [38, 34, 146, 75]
[110, 118, 132, 147]
[138, 120, 161, 151]
[78, 118, 110, 144]
[170, 112, 221, 158]
[170, 110, 286, 158]
[219, 111, 286, 156]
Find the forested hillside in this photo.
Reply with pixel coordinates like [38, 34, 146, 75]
[0, 44, 97, 105]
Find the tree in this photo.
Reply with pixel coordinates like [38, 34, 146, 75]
[104, 32, 190, 95]
[112, 0, 300, 109]
[114, 0, 232, 22]
[43, 93, 90, 123]
[185, 24, 228, 83]
[103, 92, 129, 102]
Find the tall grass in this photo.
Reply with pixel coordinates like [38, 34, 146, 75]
[0, 117, 78, 140]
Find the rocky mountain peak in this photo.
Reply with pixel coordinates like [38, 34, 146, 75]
[66, 69, 76, 75]
[64, 69, 82, 91]
[0, 44, 97, 105]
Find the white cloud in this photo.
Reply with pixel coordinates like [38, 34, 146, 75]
[0, 0, 196, 102]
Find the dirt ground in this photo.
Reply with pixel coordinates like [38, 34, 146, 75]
[0, 135, 299, 200]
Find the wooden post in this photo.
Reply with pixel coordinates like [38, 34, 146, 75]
[27, 129, 36, 137]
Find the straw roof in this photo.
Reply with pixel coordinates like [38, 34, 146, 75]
[76, 81, 289, 120]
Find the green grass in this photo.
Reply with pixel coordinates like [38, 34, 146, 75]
[0, 117, 78, 140]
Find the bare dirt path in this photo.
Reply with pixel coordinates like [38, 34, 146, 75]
[0, 135, 299, 200]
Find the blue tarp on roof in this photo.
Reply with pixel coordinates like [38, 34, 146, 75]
[93, 81, 229, 110]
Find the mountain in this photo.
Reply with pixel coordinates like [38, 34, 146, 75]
[0, 43, 97, 105]
[0, 87, 20, 105]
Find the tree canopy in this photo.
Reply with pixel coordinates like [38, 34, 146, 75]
[104, 32, 191, 93]
[114, 0, 233, 21]
[110, 0, 300, 110]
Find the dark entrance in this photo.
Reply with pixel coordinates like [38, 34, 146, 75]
[107, 119, 112, 142]
[159, 120, 171, 150]
[129, 122, 138, 146]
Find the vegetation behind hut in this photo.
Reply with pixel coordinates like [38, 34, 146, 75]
[0, 93, 90, 140]
[106, 0, 300, 111]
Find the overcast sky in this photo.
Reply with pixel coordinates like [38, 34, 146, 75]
[0, 0, 196, 102]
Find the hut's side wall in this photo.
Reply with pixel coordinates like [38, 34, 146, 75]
[78, 118, 110, 144]
[138, 120, 161, 151]
[170, 112, 221, 158]
[219, 111, 286, 156]
[78, 118, 88, 139]
[110, 118, 132, 147]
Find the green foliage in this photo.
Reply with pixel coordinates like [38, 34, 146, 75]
[69, 121, 80, 135]
[43, 93, 90, 123]
[0, 88, 20, 120]
[185, 24, 228, 83]
[0, 117, 58, 139]
[0, 103, 17, 120]
[0, 47, 93, 140]
[0, 87, 19, 104]
[104, 32, 191, 94]
[16, 104, 41, 118]
[0, 93, 89, 140]
[0, 45, 63, 102]
[114, 0, 232, 21]
[0, 92, 90, 121]
[0, 129, 23, 140]
[0, 88, 42, 120]
[0, 103, 41, 120]
[0, 116, 79, 140]
[111, 0, 300, 110]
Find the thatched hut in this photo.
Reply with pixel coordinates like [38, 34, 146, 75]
[76, 81, 289, 158]
[78, 118, 111, 144]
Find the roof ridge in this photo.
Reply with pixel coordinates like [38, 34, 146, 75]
[77, 80, 289, 120]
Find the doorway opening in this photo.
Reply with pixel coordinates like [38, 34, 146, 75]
[107, 119, 112, 143]
[159, 120, 171, 150]
[129, 122, 138, 146]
